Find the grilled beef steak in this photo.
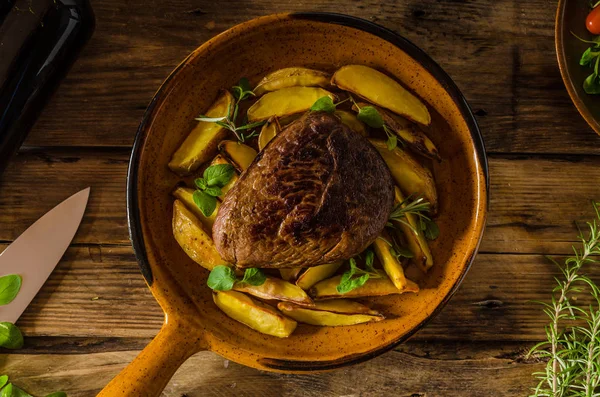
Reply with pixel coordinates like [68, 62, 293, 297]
[212, 111, 394, 268]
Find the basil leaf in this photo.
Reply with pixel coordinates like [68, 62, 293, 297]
[0, 322, 23, 349]
[12, 386, 34, 397]
[422, 219, 440, 240]
[192, 190, 217, 217]
[44, 392, 67, 397]
[207, 266, 237, 291]
[203, 164, 235, 187]
[241, 268, 266, 286]
[357, 106, 384, 128]
[194, 178, 207, 190]
[0, 376, 7, 389]
[337, 273, 370, 294]
[584, 73, 600, 94]
[386, 135, 398, 150]
[1, 384, 12, 397]
[0, 274, 22, 306]
[203, 186, 222, 197]
[580, 48, 598, 66]
[310, 96, 336, 113]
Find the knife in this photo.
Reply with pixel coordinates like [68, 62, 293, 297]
[0, 187, 90, 323]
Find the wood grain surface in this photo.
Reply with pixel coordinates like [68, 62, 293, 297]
[2, 0, 600, 396]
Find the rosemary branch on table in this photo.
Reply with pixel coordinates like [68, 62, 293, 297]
[528, 202, 600, 397]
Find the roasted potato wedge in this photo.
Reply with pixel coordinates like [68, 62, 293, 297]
[172, 186, 219, 230]
[254, 67, 331, 96]
[331, 65, 430, 125]
[172, 200, 226, 270]
[335, 110, 368, 137]
[169, 90, 234, 175]
[213, 290, 297, 338]
[218, 140, 257, 172]
[280, 268, 303, 282]
[209, 154, 239, 199]
[310, 299, 381, 315]
[277, 302, 383, 326]
[310, 274, 419, 300]
[295, 262, 342, 290]
[392, 186, 433, 272]
[355, 102, 439, 160]
[373, 232, 408, 290]
[258, 118, 279, 151]
[247, 87, 336, 122]
[234, 276, 314, 306]
[370, 139, 438, 214]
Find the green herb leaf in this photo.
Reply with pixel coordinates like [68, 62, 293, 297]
[194, 178, 207, 190]
[310, 96, 336, 113]
[240, 268, 267, 286]
[365, 250, 374, 268]
[584, 72, 600, 94]
[0, 376, 7, 389]
[235, 120, 267, 131]
[357, 106, 384, 128]
[192, 190, 217, 217]
[422, 219, 440, 240]
[203, 164, 235, 187]
[0, 322, 23, 349]
[232, 77, 255, 101]
[392, 246, 414, 259]
[44, 392, 67, 397]
[207, 265, 237, 291]
[386, 134, 398, 150]
[0, 274, 22, 306]
[1, 384, 12, 397]
[203, 186, 223, 197]
[336, 272, 369, 294]
[580, 47, 600, 66]
[12, 386, 34, 397]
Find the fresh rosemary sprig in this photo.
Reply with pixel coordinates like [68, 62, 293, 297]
[388, 196, 439, 240]
[528, 201, 600, 397]
[196, 78, 265, 143]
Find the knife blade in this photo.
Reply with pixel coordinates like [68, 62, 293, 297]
[0, 187, 90, 323]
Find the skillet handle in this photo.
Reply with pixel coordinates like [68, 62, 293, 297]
[97, 320, 198, 397]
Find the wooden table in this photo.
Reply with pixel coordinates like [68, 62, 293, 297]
[1, 0, 600, 395]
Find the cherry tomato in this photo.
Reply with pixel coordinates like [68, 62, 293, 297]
[586, 6, 600, 35]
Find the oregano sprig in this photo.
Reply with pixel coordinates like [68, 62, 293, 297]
[207, 265, 267, 291]
[196, 78, 265, 143]
[192, 164, 235, 217]
[528, 201, 600, 397]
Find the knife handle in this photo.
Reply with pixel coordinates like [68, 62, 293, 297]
[0, 0, 95, 175]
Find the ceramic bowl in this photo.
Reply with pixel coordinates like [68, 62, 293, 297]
[100, 12, 488, 396]
[556, 0, 600, 136]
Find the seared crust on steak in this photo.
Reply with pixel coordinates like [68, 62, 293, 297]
[212, 111, 394, 268]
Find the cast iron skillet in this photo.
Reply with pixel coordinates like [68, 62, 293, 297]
[99, 13, 489, 397]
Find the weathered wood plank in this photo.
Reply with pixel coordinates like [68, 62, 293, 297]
[7, 245, 599, 341]
[2, 149, 599, 254]
[0, 341, 541, 397]
[20, 0, 600, 154]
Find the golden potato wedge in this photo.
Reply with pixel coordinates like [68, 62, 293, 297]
[279, 268, 303, 282]
[310, 274, 419, 300]
[335, 110, 368, 137]
[356, 102, 439, 160]
[392, 186, 434, 272]
[295, 262, 343, 291]
[277, 302, 383, 326]
[213, 290, 297, 338]
[169, 90, 234, 175]
[247, 87, 336, 122]
[234, 276, 314, 306]
[254, 67, 331, 96]
[218, 140, 257, 172]
[258, 118, 279, 151]
[172, 186, 219, 230]
[373, 232, 408, 290]
[331, 65, 430, 125]
[308, 299, 381, 315]
[172, 200, 226, 270]
[370, 139, 438, 214]
[209, 154, 239, 199]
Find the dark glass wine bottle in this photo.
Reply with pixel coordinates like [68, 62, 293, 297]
[0, 0, 95, 174]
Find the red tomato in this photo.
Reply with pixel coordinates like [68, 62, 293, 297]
[587, 6, 600, 35]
